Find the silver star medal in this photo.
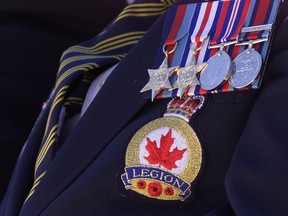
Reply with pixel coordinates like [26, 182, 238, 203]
[173, 51, 207, 98]
[141, 57, 178, 101]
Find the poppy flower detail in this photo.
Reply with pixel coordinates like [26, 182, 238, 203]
[148, 182, 163, 197]
[164, 187, 174, 196]
[137, 180, 147, 190]
[121, 116, 203, 201]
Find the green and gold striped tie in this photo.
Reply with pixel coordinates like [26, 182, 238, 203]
[25, 0, 175, 203]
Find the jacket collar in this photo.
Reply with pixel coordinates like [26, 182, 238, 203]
[20, 13, 167, 216]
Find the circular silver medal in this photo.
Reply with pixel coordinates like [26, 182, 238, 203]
[229, 48, 262, 89]
[200, 50, 232, 90]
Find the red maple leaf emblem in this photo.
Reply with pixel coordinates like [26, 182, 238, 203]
[144, 129, 187, 170]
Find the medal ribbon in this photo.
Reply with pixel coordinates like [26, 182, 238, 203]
[150, 0, 250, 99]
[162, 4, 187, 65]
[144, 0, 281, 100]
[166, 1, 223, 67]
[175, 1, 222, 97]
[242, 0, 276, 41]
[210, 0, 251, 45]
[151, 4, 193, 99]
[190, 1, 221, 44]
[197, 0, 251, 95]
[158, 1, 222, 98]
[221, 0, 280, 93]
[192, 0, 251, 96]
[188, 1, 222, 62]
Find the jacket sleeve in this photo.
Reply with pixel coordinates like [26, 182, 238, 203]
[225, 18, 288, 216]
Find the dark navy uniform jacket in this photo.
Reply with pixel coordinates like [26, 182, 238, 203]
[1, 0, 288, 215]
[0, 0, 126, 200]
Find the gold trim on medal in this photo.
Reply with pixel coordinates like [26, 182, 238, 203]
[122, 117, 202, 201]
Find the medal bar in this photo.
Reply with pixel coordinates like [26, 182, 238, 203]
[142, 0, 282, 100]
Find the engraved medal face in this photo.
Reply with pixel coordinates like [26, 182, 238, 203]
[150, 67, 171, 90]
[173, 65, 199, 98]
[141, 58, 178, 101]
[229, 48, 262, 89]
[178, 65, 197, 87]
[177, 54, 197, 88]
[122, 117, 202, 201]
[173, 54, 202, 98]
[200, 50, 232, 90]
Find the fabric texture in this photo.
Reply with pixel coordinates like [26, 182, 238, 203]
[1, 0, 288, 215]
[0, 0, 127, 200]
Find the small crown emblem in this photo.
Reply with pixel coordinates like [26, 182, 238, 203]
[164, 95, 205, 122]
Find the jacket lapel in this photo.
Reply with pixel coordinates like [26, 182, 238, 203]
[0, 106, 49, 216]
[21, 14, 167, 215]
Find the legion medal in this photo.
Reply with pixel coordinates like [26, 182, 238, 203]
[122, 96, 205, 201]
